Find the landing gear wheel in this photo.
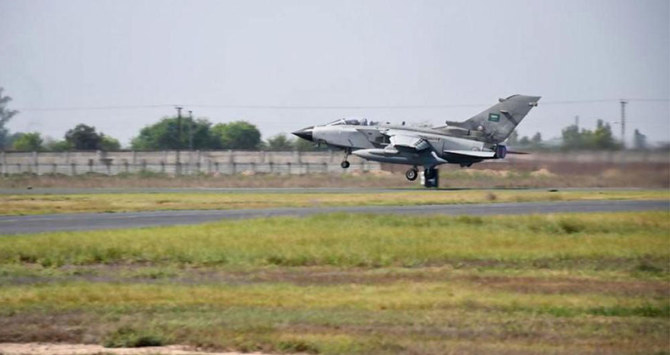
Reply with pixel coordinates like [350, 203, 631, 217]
[424, 168, 436, 179]
[405, 168, 418, 181]
[340, 149, 352, 169]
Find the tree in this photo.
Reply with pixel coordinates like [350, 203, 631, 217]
[5, 132, 24, 149]
[561, 124, 583, 150]
[65, 124, 103, 150]
[211, 121, 261, 150]
[266, 133, 294, 151]
[531, 132, 542, 146]
[0, 87, 19, 149]
[101, 135, 121, 151]
[518, 136, 531, 146]
[295, 137, 323, 151]
[12, 132, 43, 151]
[561, 120, 621, 151]
[506, 130, 519, 145]
[132, 116, 220, 150]
[592, 119, 619, 150]
[633, 129, 647, 150]
[44, 139, 73, 152]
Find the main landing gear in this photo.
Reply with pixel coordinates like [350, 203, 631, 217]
[406, 166, 439, 188]
[340, 149, 352, 169]
[405, 167, 418, 181]
[422, 167, 439, 188]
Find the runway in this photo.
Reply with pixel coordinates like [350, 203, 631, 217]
[0, 200, 667, 235]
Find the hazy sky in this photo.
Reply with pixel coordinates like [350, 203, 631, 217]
[1, 0, 668, 146]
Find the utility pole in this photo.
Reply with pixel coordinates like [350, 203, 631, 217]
[188, 110, 194, 150]
[620, 100, 627, 148]
[175, 106, 183, 175]
[176, 106, 183, 149]
[574, 115, 579, 129]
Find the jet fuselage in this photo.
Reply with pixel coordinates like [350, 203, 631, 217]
[292, 95, 540, 182]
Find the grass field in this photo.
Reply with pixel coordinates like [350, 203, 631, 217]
[0, 211, 668, 354]
[0, 189, 667, 215]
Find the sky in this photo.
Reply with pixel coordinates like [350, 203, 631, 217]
[1, 0, 668, 147]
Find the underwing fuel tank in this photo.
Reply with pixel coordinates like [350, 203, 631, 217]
[352, 148, 446, 166]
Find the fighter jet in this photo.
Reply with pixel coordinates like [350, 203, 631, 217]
[293, 94, 540, 187]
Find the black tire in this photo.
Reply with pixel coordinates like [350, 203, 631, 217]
[424, 168, 436, 179]
[341, 161, 350, 169]
[405, 168, 418, 181]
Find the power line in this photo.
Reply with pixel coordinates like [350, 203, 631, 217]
[541, 98, 669, 105]
[15, 98, 669, 112]
[189, 104, 488, 109]
[17, 104, 174, 112]
[16, 103, 486, 111]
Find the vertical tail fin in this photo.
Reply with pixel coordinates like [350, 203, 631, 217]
[452, 95, 541, 144]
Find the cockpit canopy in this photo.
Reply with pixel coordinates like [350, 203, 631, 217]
[325, 118, 375, 126]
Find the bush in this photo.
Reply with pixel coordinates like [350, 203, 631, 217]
[103, 326, 166, 348]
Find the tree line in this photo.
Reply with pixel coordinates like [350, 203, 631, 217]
[0, 88, 321, 152]
[0, 87, 655, 152]
[130, 116, 319, 151]
[508, 119, 648, 151]
[3, 116, 322, 152]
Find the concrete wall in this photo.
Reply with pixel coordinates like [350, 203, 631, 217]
[507, 151, 669, 164]
[0, 150, 380, 176]
[0, 150, 666, 176]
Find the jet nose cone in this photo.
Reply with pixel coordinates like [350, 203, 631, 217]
[292, 126, 314, 142]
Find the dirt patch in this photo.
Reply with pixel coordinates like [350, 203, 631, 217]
[464, 275, 669, 297]
[0, 343, 270, 355]
[0, 173, 408, 189]
[461, 169, 511, 177]
[15, 265, 663, 298]
[184, 267, 669, 297]
[0, 313, 89, 344]
[530, 168, 556, 177]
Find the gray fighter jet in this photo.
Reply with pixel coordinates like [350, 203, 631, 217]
[293, 94, 540, 187]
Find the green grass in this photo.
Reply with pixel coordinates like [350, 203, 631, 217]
[0, 189, 667, 215]
[0, 211, 668, 354]
[2, 280, 666, 315]
[1, 212, 668, 268]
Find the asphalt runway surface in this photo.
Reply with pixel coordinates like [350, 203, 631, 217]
[0, 200, 667, 235]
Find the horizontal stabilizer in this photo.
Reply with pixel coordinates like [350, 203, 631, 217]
[444, 150, 496, 158]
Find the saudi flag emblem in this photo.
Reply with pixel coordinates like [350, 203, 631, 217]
[488, 113, 500, 122]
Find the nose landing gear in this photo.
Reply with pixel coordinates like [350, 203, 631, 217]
[340, 149, 352, 169]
